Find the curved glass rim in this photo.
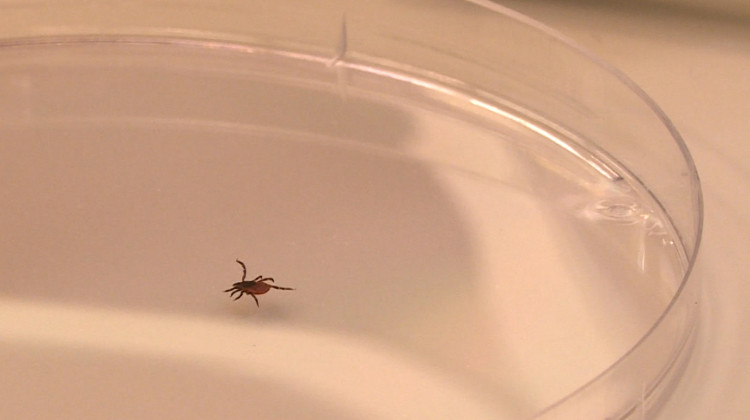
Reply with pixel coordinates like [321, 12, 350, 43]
[460, 2, 702, 416]
[468, 0, 704, 413]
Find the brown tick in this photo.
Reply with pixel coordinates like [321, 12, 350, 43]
[224, 259, 294, 307]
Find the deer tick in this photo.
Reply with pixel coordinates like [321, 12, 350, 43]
[224, 259, 294, 307]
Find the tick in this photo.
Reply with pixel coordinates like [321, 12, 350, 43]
[224, 259, 294, 307]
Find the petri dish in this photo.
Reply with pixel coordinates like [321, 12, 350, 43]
[0, 1, 702, 419]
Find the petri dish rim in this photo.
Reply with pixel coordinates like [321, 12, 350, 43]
[466, 3, 704, 417]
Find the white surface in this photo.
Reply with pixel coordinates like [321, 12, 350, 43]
[0, 2, 744, 418]
[499, 2, 750, 418]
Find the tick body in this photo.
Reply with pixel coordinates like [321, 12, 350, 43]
[224, 259, 294, 307]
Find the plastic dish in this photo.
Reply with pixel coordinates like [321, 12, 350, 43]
[0, 1, 702, 419]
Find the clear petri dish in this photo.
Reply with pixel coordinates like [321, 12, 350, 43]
[0, 1, 702, 419]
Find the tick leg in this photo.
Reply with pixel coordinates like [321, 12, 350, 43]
[233, 291, 245, 301]
[236, 259, 247, 281]
[259, 277, 275, 283]
[269, 285, 294, 291]
[229, 289, 243, 298]
[250, 293, 259, 307]
[223, 287, 235, 293]
[252, 275, 263, 282]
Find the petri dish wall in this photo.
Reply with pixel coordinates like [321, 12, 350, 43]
[0, 1, 702, 419]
